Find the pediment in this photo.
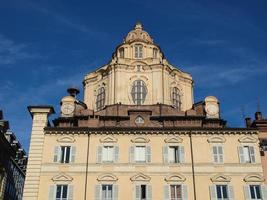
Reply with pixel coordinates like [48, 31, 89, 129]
[211, 174, 231, 183]
[164, 136, 183, 143]
[97, 174, 118, 182]
[100, 135, 118, 143]
[207, 136, 226, 143]
[57, 136, 75, 143]
[244, 174, 265, 182]
[131, 137, 150, 143]
[130, 173, 151, 182]
[238, 136, 258, 143]
[165, 173, 186, 182]
[52, 173, 73, 182]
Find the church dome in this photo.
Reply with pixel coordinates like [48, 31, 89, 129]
[124, 22, 153, 44]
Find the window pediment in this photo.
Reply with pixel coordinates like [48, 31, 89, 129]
[131, 137, 150, 143]
[164, 136, 183, 143]
[100, 135, 118, 143]
[207, 136, 226, 143]
[97, 173, 118, 182]
[52, 173, 73, 182]
[211, 174, 231, 183]
[130, 173, 151, 182]
[238, 136, 258, 143]
[165, 173, 186, 182]
[57, 136, 75, 143]
[244, 174, 265, 182]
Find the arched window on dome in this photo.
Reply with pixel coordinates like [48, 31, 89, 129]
[96, 87, 105, 110]
[172, 87, 181, 110]
[134, 44, 143, 59]
[119, 47, 124, 58]
[131, 80, 147, 105]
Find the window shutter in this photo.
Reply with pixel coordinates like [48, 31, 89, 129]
[243, 185, 250, 200]
[48, 185, 55, 200]
[212, 146, 218, 163]
[130, 146, 135, 163]
[146, 146, 151, 163]
[97, 146, 102, 163]
[182, 185, 188, 200]
[146, 185, 152, 200]
[114, 146, 119, 163]
[135, 185, 140, 200]
[68, 185, 73, 200]
[218, 146, 224, 163]
[163, 146, 169, 163]
[249, 146, 256, 163]
[238, 146, 245, 163]
[209, 185, 217, 200]
[113, 184, 118, 200]
[179, 146, 185, 163]
[53, 146, 60, 162]
[261, 185, 267, 199]
[70, 146, 76, 163]
[228, 185, 234, 200]
[164, 185, 169, 200]
[95, 185, 101, 200]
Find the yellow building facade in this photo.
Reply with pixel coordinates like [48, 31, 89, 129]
[23, 23, 266, 200]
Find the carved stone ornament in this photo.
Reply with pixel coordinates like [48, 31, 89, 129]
[57, 136, 75, 143]
[238, 136, 258, 143]
[207, 136, 226, 143]
[100, 135, 118, 143]
[97, 173, 118, 182]
[164, 136, 183, 143]
[211, 174, 231, 183]
[244, 174, 265, 182]
[165, 173, 186, 183]
[130, 173, 151, 182]
[131, 137, 150, 143]
[52, 173, 73, 183]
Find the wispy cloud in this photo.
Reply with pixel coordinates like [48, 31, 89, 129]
[28, 4, 108, 38]
[187, 63, 267, 88]
[0, 34, 38, 65]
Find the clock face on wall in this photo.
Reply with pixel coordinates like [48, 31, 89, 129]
[61, 103, 75, 115]
[205, 104, 219, 116]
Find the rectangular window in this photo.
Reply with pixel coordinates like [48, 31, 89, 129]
[216, 185, 228, 200]
[135, 45, 143, 58]
[102, 146, 114, 162]
[56, 185, 68, 200]
[135, 146, 146, 162]
[213, 146, 224, 164]
[60, 146, 71, 163]
[169, 146, 179, 163]
[153, 48, 158, 58]
[250, 185, 262, 200]
[102, 184, 113, 200]
[170, 185, 182, 200]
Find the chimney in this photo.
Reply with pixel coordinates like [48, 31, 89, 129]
[0, 110, 3, 120]
[245, 117, 252, 128]
[67, 87, 80, 98]
[255, 112, 262, 120]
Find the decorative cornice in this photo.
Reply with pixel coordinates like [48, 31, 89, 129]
[57, 135, 75, 143]
[130, 173, 151, 182]
[164, 136, 183, 143]
[165, 173, 186, 182]
[100, 135, 118, 143]
[244, 174, 265, 182]
[97, 173, 118, 182]
[238, 136, 258, 143]
[52, 173, 73, 182]
[211, 174, 231, 183]
[207, 136, 226, 143]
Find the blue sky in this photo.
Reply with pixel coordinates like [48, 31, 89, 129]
[1, 0, 267, 151]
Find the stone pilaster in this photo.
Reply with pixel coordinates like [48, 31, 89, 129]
[22, 106, 54, 200]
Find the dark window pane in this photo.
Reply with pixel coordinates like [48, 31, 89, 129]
[250, 185, 256, 198]
[141, 185, 146, 199]
[65, 147, 70, 163]
[62, 185, 68, 198]
[216, 185, 222, 198]
[222, 185, 228, 198]
[56, 185, 62, 198]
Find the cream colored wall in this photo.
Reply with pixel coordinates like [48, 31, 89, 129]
[83, 40, 193, 111]
[34, 132, 264, 200]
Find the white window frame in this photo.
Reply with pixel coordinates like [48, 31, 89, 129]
[102, 146, 114, 163]
[212, 145, 224, 164]
[215, 185, 228, 200]
[135, 44, 143, 59]
[101, 184, 113, 200]
[135, 146, 146, 163]
[249, 185, 262, 200]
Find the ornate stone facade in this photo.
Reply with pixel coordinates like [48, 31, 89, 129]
[23, 23, 266, 200]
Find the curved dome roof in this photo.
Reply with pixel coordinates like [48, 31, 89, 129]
[124, 22, 154, 44]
